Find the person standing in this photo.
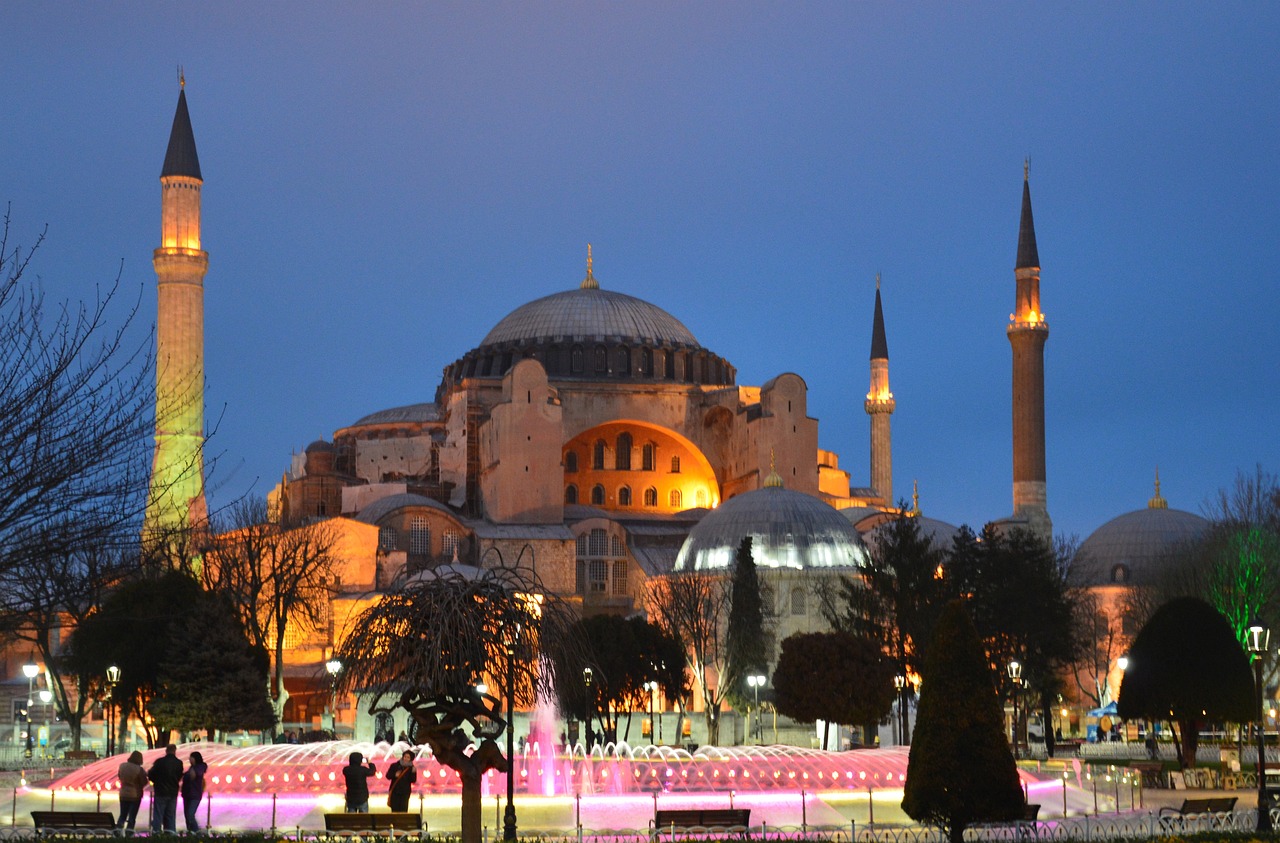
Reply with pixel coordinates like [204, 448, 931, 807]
[148, 745, 184, 832]
[342, 751, 378, 812]
[180, 750, 208, 831]
[116, 751, 149, 833]
[385, 750, 417, 812]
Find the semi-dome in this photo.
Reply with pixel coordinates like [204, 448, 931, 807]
[1074, 480, 1208, 587]
[674, 485, 869, 571]
[481, 287, 700, 348]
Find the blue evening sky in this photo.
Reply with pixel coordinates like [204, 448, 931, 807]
[3, 3, 1278, 541]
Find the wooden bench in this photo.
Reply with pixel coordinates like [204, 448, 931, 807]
[31, 811, 116, 830]
[1159, 796, 1237, 816]
[1130, 760, 1164, 788]
[323, 813, 422, 833]
[64, 750, 98, 761]
[653, 809, 751, 835]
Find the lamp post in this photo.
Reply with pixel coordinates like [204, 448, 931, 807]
[325, 658, 342, 735]
[1248, 621, 1272, 833]
[106, 665, 120, 756]
[643, 681, 658, 745]
[1007, 660, 1022, 759]
[894, 674, 907, 745]
[22, 659, 38, 760]
[583, 667, 594, 748]
[503, 625, 520, 843]
[747, 675, 766, 743]
[38, 689, 52, 757]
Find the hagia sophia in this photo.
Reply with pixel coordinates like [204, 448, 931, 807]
[139, 85, 1210, 745]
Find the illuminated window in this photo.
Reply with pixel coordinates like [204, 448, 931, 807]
[571, 345, 584, 374]
[671, 456, 681, 473]
[593, 440, 606, 470]
[565, 485, 578, 504]
[442, 531, 460, 560]
[575, 527, 630, 599]
[565, 451, 578, 473]
[378, 526, 396, 551]
[669, 489, 682, 508]
[642, 443, 655, 470]
[589, 529, 607, 556]
[618, 486, 632, 507]
[696, 489, 707, 508]
[612, 560, 628, 596]
[616, 433, 632, 470]
[644, 487, 657, 507]
[591, 484, 605, 506]
[790, 587, 807, 616]
[409, 517, 431, 556]
[589, 561, 608, 592]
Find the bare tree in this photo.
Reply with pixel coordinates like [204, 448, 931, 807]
[646, 571, 731, 744]
[333, 565, 581, 843]
[203, 498, 339, 731]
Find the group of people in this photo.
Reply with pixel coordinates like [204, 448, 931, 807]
[115, 746, 208, 834]
[343, 750, 417, 813]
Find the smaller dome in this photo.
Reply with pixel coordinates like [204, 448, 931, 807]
[355, 493, 457, 525]
[675, 486, 869, 571]
[1075, 506, 1209, 587]
[350, 403, 441, 427]
[305, 439, 335, 453]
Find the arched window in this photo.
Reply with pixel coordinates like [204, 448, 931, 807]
[409, 517, 431, 556]
[594, 345, 608, 373]
[611, 535, 625, 555]
[696, 489, 707, 508]
[790, 586, 807, 616]
[571, 345, 584, 374]
[644, 487, 658, 507]
[663, 350, 675, 379]
[593, 440, 606, 470]
[615, 346, 631, 376]
[500, 351, 513, 374]
[565, 485, 578, 504]
[373, 711, 396, 744]
[378, 526, 397, 551]
[546, 345, 560, 375]
[565, 451, 578, 473]
[575, 527, 629, 598]
[589, 529, 608, 556]
[591, 484, 605, 506]
[442, 531, 460, 560]
[671, 455, 681, 473]
[616, 433, 632, 470]
[618, 486, 632, 507]
[669, 489, 682, 508]
[640, 348, 653, 376]
[642, 443, 655, 471]
[611, 560, 628, 596]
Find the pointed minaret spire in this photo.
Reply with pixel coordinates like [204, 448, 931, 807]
[1007, 163, 1051, 539]
[910, 480, 921, 516]
[763, 448, 784, 488]
[865, 274, 895, 505]
[1148, 468, 1168, 509]
[580, 243, 599, 290]
[145, 81, 209, 552]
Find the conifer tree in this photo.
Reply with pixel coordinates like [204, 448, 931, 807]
[902, 600, 1023, 842]
[724, 537, 770, 710]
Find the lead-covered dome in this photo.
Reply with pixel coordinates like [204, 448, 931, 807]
[674, 485, 870, 571]
[1074, 483, 1208, 587]
[482, 288, 699, 348]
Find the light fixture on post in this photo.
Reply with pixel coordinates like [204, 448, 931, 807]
[325, 658, 342, 736]
[503, 623, 521, 843]
[894, 674, 907, 745]
[1007, 660, 1022, 759]
[643, 680, 658, 744]
[38, 689, 52, 757]
[582, 667, 594, 748]
[747, 675, 766, 743]
[1248, 620, 1272, 833]
[22, 659, 38, 760]
[106, 665, 121, 756]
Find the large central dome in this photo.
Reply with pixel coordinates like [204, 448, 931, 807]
[481, 287, 699, 348]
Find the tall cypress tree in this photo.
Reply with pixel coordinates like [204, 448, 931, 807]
[903, 600, 1023, 843]
[724, 537, 769, 711]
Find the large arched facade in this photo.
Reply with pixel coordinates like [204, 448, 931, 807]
[562, 420, 719, 515]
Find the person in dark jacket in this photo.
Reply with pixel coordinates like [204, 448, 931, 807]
[116, 751, 149, 833]
[180, 750, 208, 831]
[385, 750, 417, 812]
[148, 745, 184, 832]
[342, 751, 378, 812]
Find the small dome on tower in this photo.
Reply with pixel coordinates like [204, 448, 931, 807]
[1074, 476, 1209, 587]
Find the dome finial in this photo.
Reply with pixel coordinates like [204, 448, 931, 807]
[910, 479, 921, 516]
[1024, 157, 1030, 181]
[1148, 467, 1168, 509]
[875, 271, 881, 291]
[581, 243, 599, 290]
[764, 449, 783, 488]
[178, 65, 185, 89]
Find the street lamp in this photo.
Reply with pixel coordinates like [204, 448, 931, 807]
[38, 689, 52, 757]
[894, 674, 907, 745]
[643, 681, 658, 745]
[583, 667, 594, 748]
[503, 624, 521, 843]
[747, 675, 766, 743]
[22, 659, 38, 760]
[106, 665, 120, 756]
[1007, 660, 1022, 759]
[325, 658, 342, 734]
[1248, 620, 1272, 833]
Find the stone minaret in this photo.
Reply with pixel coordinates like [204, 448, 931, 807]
[864, 275, 894, 505]
[1007, 162, 1051, 539]
[144, 79, 208, 540]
